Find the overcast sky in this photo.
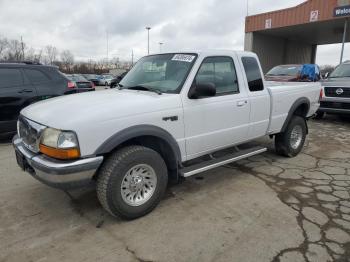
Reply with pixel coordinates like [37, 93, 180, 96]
[0, 0, 348, 65]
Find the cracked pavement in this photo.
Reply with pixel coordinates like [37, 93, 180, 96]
[0, 115, 350, 262]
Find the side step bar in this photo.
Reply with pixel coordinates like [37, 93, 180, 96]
[180, 146, 267, 177]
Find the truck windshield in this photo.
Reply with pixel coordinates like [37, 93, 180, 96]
[329, 64, 350, 78]
[119, 53, 197, 94]
[266, 65, 302, 76]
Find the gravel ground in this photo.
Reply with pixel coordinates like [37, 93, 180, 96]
[0, 115, 349, 262]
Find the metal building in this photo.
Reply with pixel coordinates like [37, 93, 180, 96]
[245, 0, 350, 72]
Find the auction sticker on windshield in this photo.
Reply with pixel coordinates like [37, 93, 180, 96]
[172, 54, 196, 63]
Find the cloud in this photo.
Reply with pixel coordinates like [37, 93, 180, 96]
[0, 0, 346, 65]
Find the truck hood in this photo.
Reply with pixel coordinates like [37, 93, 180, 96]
[321, 78, 350, 86]
[21, 89, 182, 130]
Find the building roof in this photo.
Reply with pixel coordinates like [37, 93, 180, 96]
[245, 0, 344, 33]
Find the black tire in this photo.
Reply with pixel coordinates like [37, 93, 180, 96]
[314, 111, 324, 119]
[97, 146, 168, 219]
[275, 116, 307, 157]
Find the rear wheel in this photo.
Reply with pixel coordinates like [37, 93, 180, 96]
[275, 116, 307, 157]
[97, 146, 168, 219]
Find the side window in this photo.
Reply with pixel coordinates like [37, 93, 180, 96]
[195, 56, 239, 95]
[24, 69, 51, 84]
[241, 57, 264, 92]
[0, 68, 23, 88]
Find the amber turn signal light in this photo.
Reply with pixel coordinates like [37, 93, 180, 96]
[39, 144, 80, 160]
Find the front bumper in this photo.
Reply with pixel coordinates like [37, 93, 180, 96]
[319, 101, 350, 115]
[13, 136, 103, 190]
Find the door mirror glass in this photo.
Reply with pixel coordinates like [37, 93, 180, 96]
[189, 82, 216, 99]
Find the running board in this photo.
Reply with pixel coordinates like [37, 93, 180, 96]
[180, 146, 267, 177]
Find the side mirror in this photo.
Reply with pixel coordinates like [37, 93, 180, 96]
[324, 72, 329, 78]
[189, 82, 216, 99]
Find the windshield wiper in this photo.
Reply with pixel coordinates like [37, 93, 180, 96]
[124, 85, 163, 95]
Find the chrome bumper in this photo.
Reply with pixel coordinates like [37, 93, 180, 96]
[13, 136, 103, 189]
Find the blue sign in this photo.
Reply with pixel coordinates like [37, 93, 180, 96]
[334, 5, 350, 17]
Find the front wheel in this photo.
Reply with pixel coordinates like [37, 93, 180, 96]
[275, 116, 307, 157]
[97, 146, 168, 219]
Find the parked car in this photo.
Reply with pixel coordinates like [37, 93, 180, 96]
[110, 71, 128, 88]
[13, 51, 321, 219]
[65, 74, 95, 92]
[83, 74, 101, 86]
[317, 61, 350, 119]
[0, 62, 88, 138]
[266, 64, 321, 82]
[99, 75, 114, 86]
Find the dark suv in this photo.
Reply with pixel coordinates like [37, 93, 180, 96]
[0, 62, 90, 137]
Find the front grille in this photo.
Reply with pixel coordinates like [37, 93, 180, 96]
[18, 116, 45, 153]
[324, 87, 350, 98]
[320, 101, 350, 110]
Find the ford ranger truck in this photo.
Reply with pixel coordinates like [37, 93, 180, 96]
[13, 51, 321, 219]
[317, 61, 350, 119]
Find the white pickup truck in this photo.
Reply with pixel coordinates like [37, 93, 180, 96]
[13, 50, 321, 219]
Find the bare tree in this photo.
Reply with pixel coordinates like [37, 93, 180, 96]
[25, 47, 43, 63]
[320, 65, 335, 77]
[6, 39, 23, 61]
[0, 37, 8, 60]
[45, 45, 58, 65]
[60, 50, 74, 72]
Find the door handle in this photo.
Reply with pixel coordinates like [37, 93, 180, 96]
[19, 89, 33, 93]
[237, 100, 248, 107]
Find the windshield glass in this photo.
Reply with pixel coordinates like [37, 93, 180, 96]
[329, 64, 350, 78]
[267, 65, 301, 76]
[120, 53, 197, 94]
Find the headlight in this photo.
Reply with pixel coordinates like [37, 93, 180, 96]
[39, 128, 80, 160]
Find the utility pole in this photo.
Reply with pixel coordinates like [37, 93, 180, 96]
[246, 0, 249, 16]
[159, 42, 164, 52]
[20, 36, 25, 60]
[146, 27, 151, 55]
[106, 29, 109, 66]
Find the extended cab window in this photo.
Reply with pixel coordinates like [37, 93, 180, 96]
[24, 69, 51, 84]
[0, 68, 23, 88]
[241, 57, 264, 92]
[195, 56, 239, 95]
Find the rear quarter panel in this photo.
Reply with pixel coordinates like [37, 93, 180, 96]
[266, 82, 321, 134]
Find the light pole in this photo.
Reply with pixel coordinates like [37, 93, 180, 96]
[106, 29, 109, 65]
[146, 27, 151, 55]
[340, 19, 348, 64]
[159, 42, 164, 52]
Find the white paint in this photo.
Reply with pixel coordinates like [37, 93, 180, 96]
[21, 50, 321, 162]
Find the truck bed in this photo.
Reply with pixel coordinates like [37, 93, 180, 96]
[265, 81, 321, 134]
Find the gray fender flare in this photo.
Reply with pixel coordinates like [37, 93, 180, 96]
[281, 97, 310, 133]
[94, 125, 182, 164]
